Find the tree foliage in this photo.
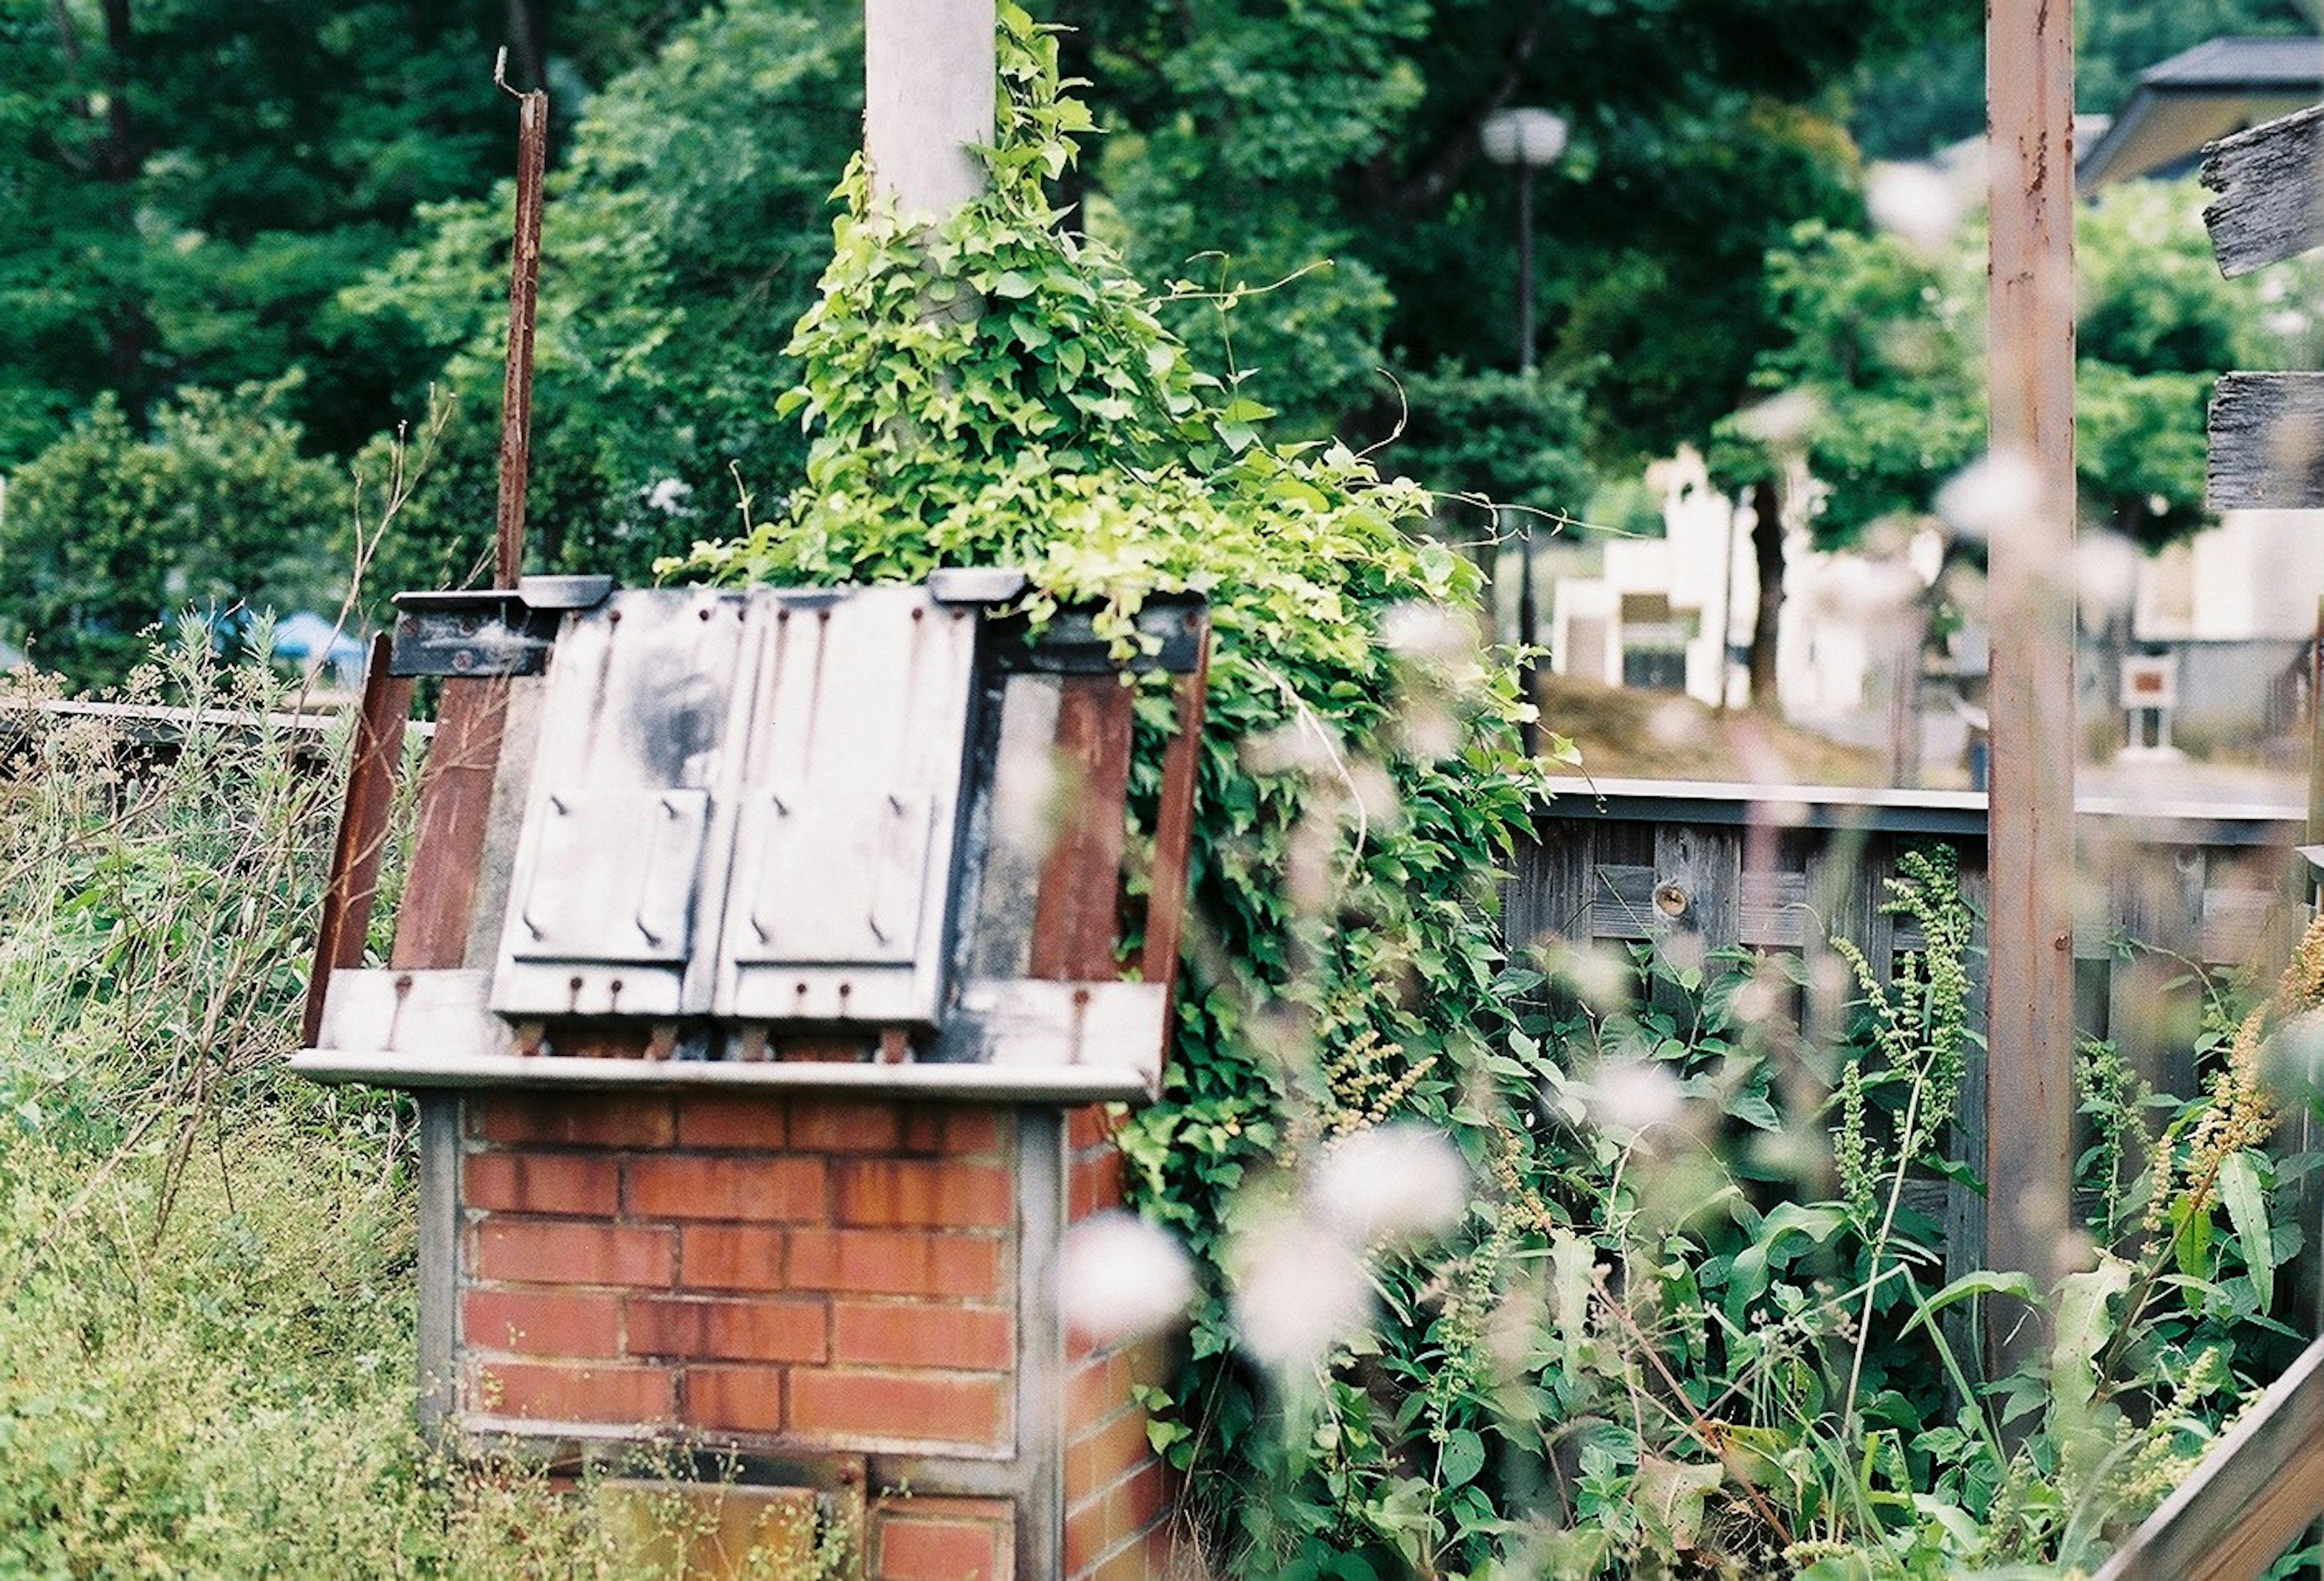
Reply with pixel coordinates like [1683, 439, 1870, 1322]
[344, 0, 861, 598]
[1725, 178, 2298, 549]
[0, 379, 346, 687]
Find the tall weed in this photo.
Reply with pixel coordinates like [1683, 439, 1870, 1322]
[0, 627, 688, 1577]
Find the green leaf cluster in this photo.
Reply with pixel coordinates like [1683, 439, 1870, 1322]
[679, 15, 1562, 1572]
[0, 379, 348, 687]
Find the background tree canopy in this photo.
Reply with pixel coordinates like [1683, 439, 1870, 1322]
[0, 0, 2304, 684]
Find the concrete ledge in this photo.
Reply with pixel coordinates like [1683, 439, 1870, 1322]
[289, 1049, 1152, 1104]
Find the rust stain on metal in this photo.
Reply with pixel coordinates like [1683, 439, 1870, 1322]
[391, 676, 511, 970]
[1029, 673, 1135, 982]
[302, 632, 413, 1046]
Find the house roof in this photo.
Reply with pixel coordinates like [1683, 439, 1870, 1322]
[2079, 36, 2323, 191]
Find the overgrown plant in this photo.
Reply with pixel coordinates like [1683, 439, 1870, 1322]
[0, 625, 824, 1577]
[1512, 862, 2324, 1579]
[677, 18, 2324, 1578]
[677, 9, 1549, 1574]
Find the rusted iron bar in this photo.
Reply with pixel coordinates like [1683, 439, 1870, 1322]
[300, 633, 413, 1046]
[494, 60, 548, 589]
[1140, 627, 1213, 992]
[1984, 0, 2079, 1377]
[390, 677, 511, 971]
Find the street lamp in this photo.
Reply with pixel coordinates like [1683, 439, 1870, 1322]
[1480, 106, 1567, 754]
[1479, 106, 1568, 375]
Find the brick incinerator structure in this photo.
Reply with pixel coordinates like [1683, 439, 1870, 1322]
[296, 572, 1209, 1579]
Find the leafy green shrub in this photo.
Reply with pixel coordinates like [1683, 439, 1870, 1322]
[0, 380, 348, 690]
[1514, 856, 2322, 1577]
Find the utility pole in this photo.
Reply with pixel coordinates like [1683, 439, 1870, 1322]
[1984, 0, 2078, 1381]
[864, 0, 995, 220]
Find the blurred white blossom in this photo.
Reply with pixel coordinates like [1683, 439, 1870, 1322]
[1230, 1211, 1374, 1370]
[1242, 718, 1343, 777]
[1543, 941, 1632, 1013]
[1379, 601, 1475, 664]
[1062, 1211, 1196, 1346]
[1935, 451, 2041, 542]
[1732, 388, 1820, 448]
[1866, 160, 1966, 254]
[1312, 1123, 1468, 1245]
[1585, 1058, 1686, 1133]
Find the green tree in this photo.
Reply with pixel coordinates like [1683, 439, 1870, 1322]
[0, 379, 347, 689]
[0, 0, 523, 464]
[340, 0, 1942, 603]
[1738, 178, 2280, 549]
[1064, 0, 1944, 462]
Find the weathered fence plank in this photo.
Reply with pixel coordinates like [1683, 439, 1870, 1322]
[2199, 102, 2324, 279]
[2208, 372, 2324, 509]
[2092, 1334, 2324, 1581]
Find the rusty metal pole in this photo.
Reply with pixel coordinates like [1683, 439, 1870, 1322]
[1984, 0, 2078, 1378]
[494, 62, 548, 588]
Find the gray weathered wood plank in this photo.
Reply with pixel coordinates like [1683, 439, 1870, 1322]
[2200, 102, 2324, 279]
[2092, 1333, 2324, 1581]
[2210, 372, 2324, 509]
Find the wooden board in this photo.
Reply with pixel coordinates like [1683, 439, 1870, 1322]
[2208, 372, 2324, 509]
[301, 633, 411, 1046]
[2200, 102, 2324, 280]
[1028, 672, 1133, 982]
[2093, 1334, 2324, 1581]
[391, 676, 511, 971]
[1139, 637, 1212, 991]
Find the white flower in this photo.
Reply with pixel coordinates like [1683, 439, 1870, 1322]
[1935, 451, 2041, 542]
[1585, 1058, 1686, 1133]
[1061, 1211, 1196, 1346]
[1866, 161, 1966, 254]
[1230, 1211, 1373, 1371]
[1311, 1123, 1468, 1245]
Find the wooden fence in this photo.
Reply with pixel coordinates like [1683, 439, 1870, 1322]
[1507, 773, 2300, 1043]
[1503, 774, 2306, 1297]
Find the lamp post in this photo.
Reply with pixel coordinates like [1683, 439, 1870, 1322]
[1481, 106, 1567, 754]
[1480, 106, 1568, 375]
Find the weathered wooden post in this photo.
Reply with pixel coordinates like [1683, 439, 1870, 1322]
[1983, 0, 2079, 1378]
[295, 16, 1205, 1577]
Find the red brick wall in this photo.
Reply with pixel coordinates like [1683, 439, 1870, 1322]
[1062, 1104, 1180, 1580]
[460, 1092, 1016, 1455]
[869, 1494, 1017, 1581]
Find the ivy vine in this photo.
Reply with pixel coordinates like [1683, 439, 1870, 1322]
[678, 8, 1553, 1573]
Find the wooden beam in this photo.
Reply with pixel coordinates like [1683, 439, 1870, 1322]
[301, 633, 412, 1047]
[2208, 371, 2324, 508]
[1139, 630, 1212, 994]
[1984, 0, 2079, 1376]
[1028, 673, 1134, 983]
[2200, 102, 2324, 280]
[2091, 1334, 2324, 1581]
[390, 678, 511, 971]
